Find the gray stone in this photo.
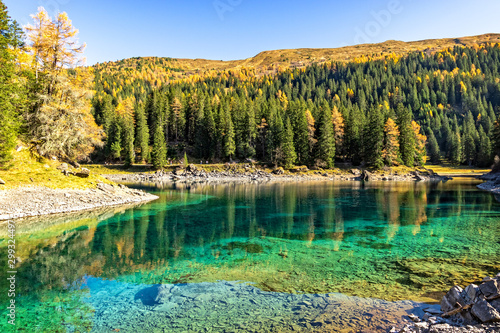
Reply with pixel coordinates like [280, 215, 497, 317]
[362, 169, 374, 181]
[75, 168, 90, 178]
[186, 164, 197, 173]
[479, 280, 499, 297]
[97, 183, 115, 193]
[154, 284, 174, 304]
[471, 299, 500, 323]
[464, 284, 479, 303]
[350, 168, 360, 176]
[174, 167, 184, 176]
[441, 286, 466, 312]
[57, 163, 69, 170]
[491, 299, 500, 313]
[272, 167, 284, 175]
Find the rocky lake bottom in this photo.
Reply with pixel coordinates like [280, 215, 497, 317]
[1, 178, 499, 332]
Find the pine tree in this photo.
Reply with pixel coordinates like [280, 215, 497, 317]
[152, 123, 166, 169]
[134, 102, 149, 162]
[280, 117, 297, 169]
[396, 103, 416, 166]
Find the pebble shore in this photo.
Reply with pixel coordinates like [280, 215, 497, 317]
[0, 182, 158, 220]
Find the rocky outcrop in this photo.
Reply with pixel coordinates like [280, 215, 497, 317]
[478, 172, 500, 200]
[103, 165, 450, 184]
[396, 274, 500, 333]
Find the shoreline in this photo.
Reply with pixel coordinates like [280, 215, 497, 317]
[0, 165, 482, 222]
[103, 164, 452, 184]
[0, 182, 158, 221]
[476, 171, 500, 203]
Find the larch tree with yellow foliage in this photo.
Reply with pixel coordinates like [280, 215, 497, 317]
[331, 106, 344, 159]
[382, 118, 400, 166]
[412, 121, 427, 166]
[25, 7, 102, 162]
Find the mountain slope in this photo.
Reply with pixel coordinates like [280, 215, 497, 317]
[92, 33, 500, 100]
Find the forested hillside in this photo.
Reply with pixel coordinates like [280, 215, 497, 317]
[1, 0, 500, 171]
[92, 43, 500, 169]
[92, 34, 500, 103]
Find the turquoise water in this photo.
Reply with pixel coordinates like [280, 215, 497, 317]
[1, 179, 499, 332]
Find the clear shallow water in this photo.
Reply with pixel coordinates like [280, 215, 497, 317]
[1, 179, 499, 332]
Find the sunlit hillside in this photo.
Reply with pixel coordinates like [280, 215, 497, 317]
[93, 33, 500, 101]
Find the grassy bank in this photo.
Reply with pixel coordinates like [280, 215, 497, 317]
[1, 149, 490, 190]
[0, 149, 112, 189]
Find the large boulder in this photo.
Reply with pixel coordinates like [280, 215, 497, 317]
[479, 279, 500, 298]
[491, 299, 500, 313]
[471, 299, 500, 323]
[440, 285, 466, 313]
[155, 284, 174, 304]
[463, 284, 479, 303]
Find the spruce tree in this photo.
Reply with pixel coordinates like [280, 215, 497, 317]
[426, 130, 441, 164]
[134, 102, 149, 162]
[123, 119, 135, 167]
[152, 123, 166, 169]
[223, 107, 236, 160]
[315, 105, 335, 168]
[492, 116, 500, 159]
[364, 107, 384, 169]
[281, 117, 297, 169]
[294, 107, 310, 165]
[396, 103, 416, 166]
[476, 126, 492, 167]
[0, 2, 21, 165]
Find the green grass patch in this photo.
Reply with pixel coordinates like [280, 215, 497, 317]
[0, 149, 112, 189]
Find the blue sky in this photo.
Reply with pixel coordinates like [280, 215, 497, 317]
[4, 0, 500, 65]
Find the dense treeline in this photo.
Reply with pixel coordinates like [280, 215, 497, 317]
[93, 44, 500, 169]
[2, 1, 500, 170]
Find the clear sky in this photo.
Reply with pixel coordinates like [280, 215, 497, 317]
[4, 0, 500, 65]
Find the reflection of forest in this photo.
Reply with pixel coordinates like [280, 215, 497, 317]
[3, 179, 498, 299]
